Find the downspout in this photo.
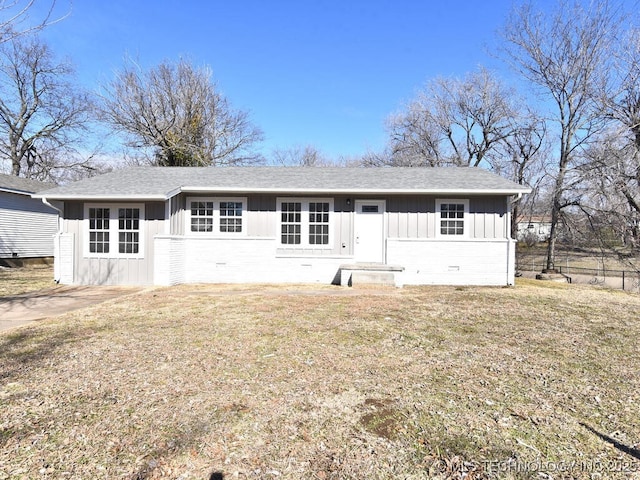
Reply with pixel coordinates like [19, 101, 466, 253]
[41, 197, 63, 283]
[506, 193, 523, 286]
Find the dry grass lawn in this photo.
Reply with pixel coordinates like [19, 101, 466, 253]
[0, 265, 55, 296]
[1, 276, 640, 479]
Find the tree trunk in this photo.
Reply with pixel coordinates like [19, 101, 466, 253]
[545, 163, 568, 270]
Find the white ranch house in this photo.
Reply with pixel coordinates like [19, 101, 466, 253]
[34, 167, 530, 287]
[0, 173, 58, 261]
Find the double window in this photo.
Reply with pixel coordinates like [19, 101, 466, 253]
[187, 197, 246, 235]
[86, 204, 144, 257]
[436, 199, 468, 237]
[278, 198, 332, 247]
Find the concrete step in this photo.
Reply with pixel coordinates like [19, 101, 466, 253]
[339, 264, 404, 287]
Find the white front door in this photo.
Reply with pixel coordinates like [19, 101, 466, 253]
[354, 200, 386, 263]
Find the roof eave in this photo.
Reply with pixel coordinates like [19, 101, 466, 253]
[33, 186, 532, 201]
[1, 187, 35, 195]
[33, 194, 170, 201]
[180, 186, 532, 195]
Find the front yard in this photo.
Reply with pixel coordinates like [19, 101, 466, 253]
[1, 275, 639, 479]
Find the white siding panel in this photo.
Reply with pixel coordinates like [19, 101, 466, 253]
[0, 192, 57, 257]
[57, 233, 74, 284]
[387, 238, 516, 286]
[154, 235, 186, 285]
[153, 237, 171, 285]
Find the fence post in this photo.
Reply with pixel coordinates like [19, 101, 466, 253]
[623, 270, 625, 291]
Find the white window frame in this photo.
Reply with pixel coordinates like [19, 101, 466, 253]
[185, 197, 247, 236]
[277, 197, 334, 248]
[84, 203, 145, 258]
[435, 199, 469, 238]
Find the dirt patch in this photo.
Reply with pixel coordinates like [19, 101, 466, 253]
[360, 398, 402, 440]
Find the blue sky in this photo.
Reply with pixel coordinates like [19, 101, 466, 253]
[31, 0, 557, 160]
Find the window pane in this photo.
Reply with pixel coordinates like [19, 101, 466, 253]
[440, 203, 464, 235]
[281, 202, 302, 244]
[88, 207, 110, 253]
[308, 202, 330, 245]
[118, 208, 140, 254]
[219, 201, 243, 233]
[190, 201, 214, 232]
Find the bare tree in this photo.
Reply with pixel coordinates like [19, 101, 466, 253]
[501, 0, 619, 270]
[578, 25, 640, 255]
[387, 68, 517, 168]
[496, 109, 550, 239]
[579, 133, 639, 250]
[99, 58, 264, 167]
[270, 145, 333, 166]
[0, 34, 94, 181]
[602, 27, 640, 225]
[0, 1, 69, 44]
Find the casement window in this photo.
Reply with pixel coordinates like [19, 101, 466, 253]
[85, 204, 144, 257]
[436, 199, 468, 237]
[278, 198, 332, 247]
[186, 197, 246, 235]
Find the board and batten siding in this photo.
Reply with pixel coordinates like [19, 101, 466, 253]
[386, 195, 508, 240]
[0, 191, 58, 258]
[178, 193, 355, 256]
[61, 201, 165, 285]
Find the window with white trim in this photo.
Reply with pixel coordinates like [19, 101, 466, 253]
[281, 201, 301, 244]
[309, 202, 329, 245]
[118, 208, 140, 254]
[219, 201, 243, 233]
[190, 201, 214, 232]
[186, 197, 246, 235]
[278, 198, 333, 247]
[436, 199, 468, 236]
[85, 204, 144, 257]
[89, 207, 110, 253]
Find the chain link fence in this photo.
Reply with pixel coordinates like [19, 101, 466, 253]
[516, 261, 640, 293]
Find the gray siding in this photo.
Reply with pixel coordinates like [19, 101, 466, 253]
[170, 195, 185, 235]
[63, 201, 165, 285]
[387, 195, 508, 240]
[0, 191, 58, 258]
[469, 196, 508, 239]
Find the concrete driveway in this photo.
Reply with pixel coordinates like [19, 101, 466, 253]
[0, 285, 144, 332]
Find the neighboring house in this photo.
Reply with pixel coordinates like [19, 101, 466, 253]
[0, 173, 58, 260]
[516, 215, 552, 243]
[34, 167, 530, 287]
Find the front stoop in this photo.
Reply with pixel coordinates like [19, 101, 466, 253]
[339, 263, 405, 287]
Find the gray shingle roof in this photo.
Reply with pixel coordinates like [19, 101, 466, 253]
[34, 166, 531, 200]
[0, 173, 56, 194]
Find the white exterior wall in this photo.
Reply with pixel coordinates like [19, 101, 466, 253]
[0, 191, 58, 258]
[154, 236, 345, 285]
[153, 236, 517, 286]
[154, 236, 187, 285]
[54, 233, 74, 284]
[387, 238, 517, 286]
